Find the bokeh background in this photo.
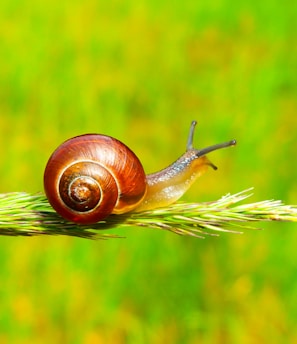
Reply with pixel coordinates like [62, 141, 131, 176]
[0, 0, 297, 343]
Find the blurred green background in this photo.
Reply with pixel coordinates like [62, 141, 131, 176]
[0, 0, 297, 343]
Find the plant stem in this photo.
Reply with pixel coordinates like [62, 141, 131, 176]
[0, 189, 296, 239]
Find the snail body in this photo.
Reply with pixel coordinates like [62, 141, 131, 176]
[44, 121, 236, 224]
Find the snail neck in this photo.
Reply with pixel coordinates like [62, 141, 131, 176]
[134, 150, 212, 212]
[134, 121, 236, 213]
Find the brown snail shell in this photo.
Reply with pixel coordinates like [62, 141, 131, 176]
[44, 134, 147, 224]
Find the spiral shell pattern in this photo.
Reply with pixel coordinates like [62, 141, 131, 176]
[44, 134, 147, 224]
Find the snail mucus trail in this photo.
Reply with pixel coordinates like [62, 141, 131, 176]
[44, 121, 236, 224]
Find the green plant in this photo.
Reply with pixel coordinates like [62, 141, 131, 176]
[1, 189, 295, 239]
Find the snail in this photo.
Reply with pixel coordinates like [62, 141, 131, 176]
[44, 121, 236, 224]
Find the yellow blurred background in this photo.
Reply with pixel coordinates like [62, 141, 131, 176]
[0, 0, 296, 343]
